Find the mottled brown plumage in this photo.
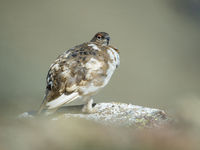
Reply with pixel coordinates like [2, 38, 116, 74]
[38, 32, 120, 114]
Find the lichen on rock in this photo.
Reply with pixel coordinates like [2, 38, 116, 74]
[18, 102, 170, 128]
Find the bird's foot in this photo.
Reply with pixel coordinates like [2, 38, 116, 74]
[82, 99, 97, 114]
[82, 105, 97, 114]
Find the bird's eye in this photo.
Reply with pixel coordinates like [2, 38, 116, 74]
[97, 35, 102, 40]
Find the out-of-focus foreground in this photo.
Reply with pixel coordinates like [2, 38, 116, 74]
[0, 0, 200, 150]
[1, 116, 200, 150]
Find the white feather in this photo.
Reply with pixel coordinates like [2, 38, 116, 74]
[107, 48, 120, 66]
[85, 58, 102, 79]
[51, 64, 60, 71]
[85, 58, 102, 70]
[80, 83, 100, 95]
[103, 61, 116, 86]
[88, 44, 100, 51]
[46, 92, 79, 109]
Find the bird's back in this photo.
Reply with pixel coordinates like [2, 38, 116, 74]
[38, 32, 120, 114]
[45, 42, 119, 103]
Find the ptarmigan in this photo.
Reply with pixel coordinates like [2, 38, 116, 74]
[38, 32, 120, 114]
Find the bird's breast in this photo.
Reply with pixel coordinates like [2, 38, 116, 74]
[107, 46, 120, 68]
[78, 46, 120, 96]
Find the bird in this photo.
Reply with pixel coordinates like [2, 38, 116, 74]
[37, 32, 120, 114]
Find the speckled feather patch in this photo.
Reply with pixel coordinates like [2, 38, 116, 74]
[39, 32, 120, 111]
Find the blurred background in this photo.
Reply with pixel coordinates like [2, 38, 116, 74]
[1, 0, 200, 114]
[1, 0, 200, 149]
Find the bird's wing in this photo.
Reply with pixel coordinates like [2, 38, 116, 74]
[38, 47, 80, 112]
[38, 42, 108, 112]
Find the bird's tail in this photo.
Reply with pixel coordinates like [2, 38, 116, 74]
[46, 92, 79, 109]
[37, 95, 48, 114]
[37, 92, 80, 115]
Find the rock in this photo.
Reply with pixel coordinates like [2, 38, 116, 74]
[18, 102, 170, 128]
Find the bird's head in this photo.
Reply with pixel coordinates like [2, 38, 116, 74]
[90, 32, 110, 46]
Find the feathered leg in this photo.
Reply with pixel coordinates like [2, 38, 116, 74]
[82, 97, 95, 113]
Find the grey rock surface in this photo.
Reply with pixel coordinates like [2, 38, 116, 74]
[18, 102, 170, 128]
